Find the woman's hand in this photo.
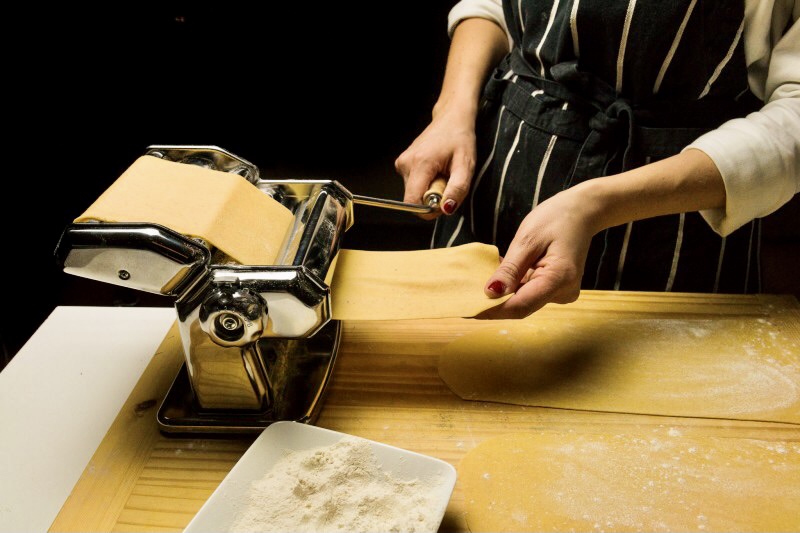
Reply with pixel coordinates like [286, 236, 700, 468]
[395, 17, 509, 219]
[477, 184, 602, 319]
[395, 111, 477, 219]
[478, 149, 728, 319]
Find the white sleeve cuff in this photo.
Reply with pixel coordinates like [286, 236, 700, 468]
[447, 0, 512, 47]
[689, 98, 800, 237]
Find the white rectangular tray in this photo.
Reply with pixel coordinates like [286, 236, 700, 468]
[184, 421, 457, 532]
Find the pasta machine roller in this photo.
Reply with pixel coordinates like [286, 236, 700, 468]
[54, 145, 440, 434]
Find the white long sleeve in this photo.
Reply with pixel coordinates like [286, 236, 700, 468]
[447, 0, 800, 237]
[692, 1, 799, 236]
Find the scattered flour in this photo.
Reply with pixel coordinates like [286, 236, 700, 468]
[228, 436, 446, 532]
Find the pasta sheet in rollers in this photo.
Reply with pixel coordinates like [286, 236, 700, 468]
[75, 155, 509, 321]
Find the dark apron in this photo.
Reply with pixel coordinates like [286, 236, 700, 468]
[433, 0, 762, 293]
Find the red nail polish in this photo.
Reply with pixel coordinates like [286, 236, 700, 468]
[488, 280, 505, 294]
[442, 199, 457, 215]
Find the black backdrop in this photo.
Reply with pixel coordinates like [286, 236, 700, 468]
[4, 4, 798, 364]
[2, 4, 454, 360]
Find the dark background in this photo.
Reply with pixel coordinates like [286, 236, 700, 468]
[2, 5, 453, 364]
[2, 4, 798, 368]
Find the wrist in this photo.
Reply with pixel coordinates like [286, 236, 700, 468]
[534, 179, 612, 236]
[432, 95, 479, 123]
[559, 180, 614, 236]
[566, 150, 727, 233]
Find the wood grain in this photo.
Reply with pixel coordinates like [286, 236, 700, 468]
[49, 292, 800, 532]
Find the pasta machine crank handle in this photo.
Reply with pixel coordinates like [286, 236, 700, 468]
[352, 177, 447, 214]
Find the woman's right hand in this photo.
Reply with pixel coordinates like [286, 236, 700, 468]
[395, 16, 509, 219]
[394, 109, 477, 219]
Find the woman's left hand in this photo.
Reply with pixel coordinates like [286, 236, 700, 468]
[477, 184, 600, 319]
[478, 149, 732, 318]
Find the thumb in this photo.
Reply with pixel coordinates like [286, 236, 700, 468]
[484, 239, 542, 298]
[441, 149, 474, 215]
[485, 259, 525, 298]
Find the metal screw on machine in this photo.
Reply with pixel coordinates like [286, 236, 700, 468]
[422, 177, 447, 211]
[199, 285, 268, 347]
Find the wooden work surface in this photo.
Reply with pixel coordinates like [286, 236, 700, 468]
[49, 291, 800, 532]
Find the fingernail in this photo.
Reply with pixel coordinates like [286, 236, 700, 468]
[488, 280, 505, 295]
[442, 199, 457, 214]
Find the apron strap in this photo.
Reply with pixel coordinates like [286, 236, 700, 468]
[484, 49, 759, 179]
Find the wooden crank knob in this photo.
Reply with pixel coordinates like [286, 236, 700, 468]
[422, 177, 447, 209]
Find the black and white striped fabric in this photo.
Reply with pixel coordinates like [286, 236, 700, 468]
[433, 0, 763, 294]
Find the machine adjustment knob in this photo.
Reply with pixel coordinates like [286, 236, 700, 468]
[199, 287, 268, 347]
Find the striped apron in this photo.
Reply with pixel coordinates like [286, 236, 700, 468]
[432, 0, 763, 294]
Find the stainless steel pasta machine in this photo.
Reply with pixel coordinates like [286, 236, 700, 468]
[54, 145, 441, 434]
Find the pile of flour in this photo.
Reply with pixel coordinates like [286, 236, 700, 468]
[228, 436, 447, 532]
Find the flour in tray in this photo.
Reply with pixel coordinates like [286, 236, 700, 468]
[228, 436, 446, 533]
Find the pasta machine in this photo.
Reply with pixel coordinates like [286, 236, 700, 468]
[54, 145, 441, 434]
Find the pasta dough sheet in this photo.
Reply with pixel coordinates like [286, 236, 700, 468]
[76, 156, 294, 266]
[325, 244, 510, 320]
[438, 317, 800, 423]
[75, 156, 508, 320]
[460, 432, 800, 532]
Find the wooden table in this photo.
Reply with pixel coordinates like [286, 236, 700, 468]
[10, 292, 800, 532]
